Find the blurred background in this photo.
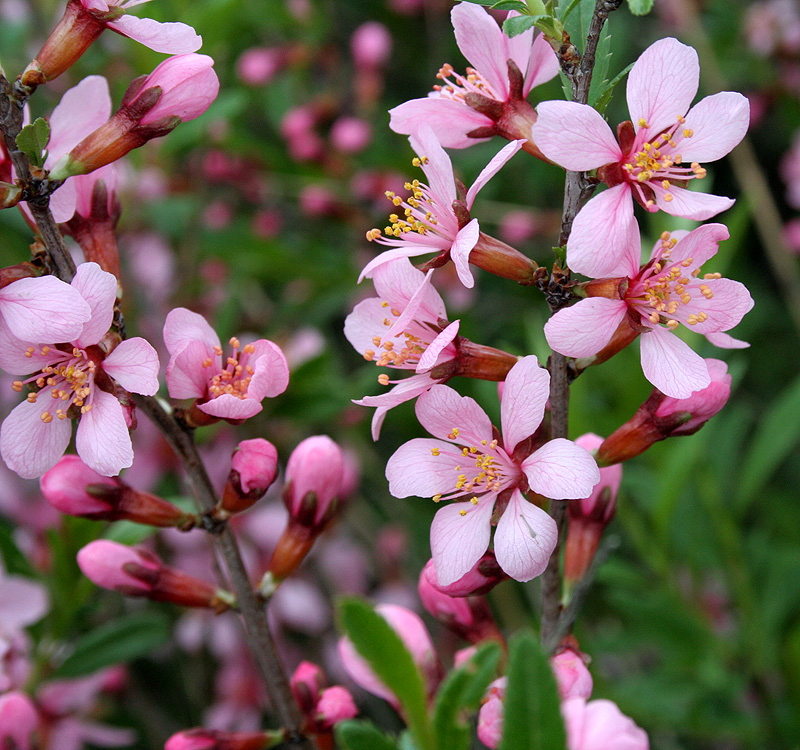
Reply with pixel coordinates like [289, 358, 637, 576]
[0, 0, 799, 747]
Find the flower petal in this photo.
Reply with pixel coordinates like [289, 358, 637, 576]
[165, 339, 212, 399]
[532, 101, 621, 171]
[417, 320, 460, 373]
[500, 356, 550, 454]
[665, 223, 728, 268]
[451, 2, 509, 97]
[521, 438, 600, 500]
[466, 140, 525, 209]
[107, 15, 202, 54]
[494, 489, 557, 582]
[47, 76, 112, 160]
[0, 398, 72, 479]
[681, 278, 753, 333]
[356, 373, 438, 440]
[389, 97, 493, 149]
[197, 394, 263, 420]
[679, 92, 749, 163]
[386, 269, 437, 339]
[639, 325, 710, 398]
[416, 384, 493, 445]
[0, 576, 49, 629]
[409, 126, 457, 209]
[654, 184, 734, 221]
[386, 437, 463, 498]
[450, 220, 480, 288]
[75, 389, 132, 476]
[358, 243, 444, 283]
[71, 262, 117, 348]
[374, 258, 446, 323]
[163, 307, 220, 356]
[430, 496, 496, 586]
[705, 330, 749, 349]
[247, 339, 290, 399]
[102, 337, 160, 396]
[545, 298, 628, 358]
[523, 33, 561, 94]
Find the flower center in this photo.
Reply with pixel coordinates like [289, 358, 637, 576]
[433, 63, 502, 104]
[205, 338, 257, 400]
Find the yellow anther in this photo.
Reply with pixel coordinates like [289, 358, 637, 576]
[11, 381, 22, 392]
[459, 509, 467, 517]
[378, 374, 390, 386]
[431, 447, 440, 456]
[27, 393, 38, 403]
[683, 128, 694, 138]
[666, 319, 679, 330]
[663, 192, 673, 202]
[364, 350, 375, 361]
[470, 497, 479, 505]
[432, 494, 442, 503]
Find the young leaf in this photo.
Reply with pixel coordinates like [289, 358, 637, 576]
[337, 598, 434, 750]
[592, 62, 634, 114]
[497, 632, 567, 750]
[51, 611, 171, 679]
[15, 117, 50, 168]
[491, 0, 530, 11]
[587, 25, 612, 107]
[626, 0, 654, 15]
[336, 721, 399, 750]
[503, 15, 537, 37]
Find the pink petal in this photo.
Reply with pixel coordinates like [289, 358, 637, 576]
[664, 223, 728, 268]
[0, 577, 49, 629]
[246, 339, 290, 399]
[521, 438, 600, 500]
[0, 398, 72, 479]
[386, 269, 437, 339]
[163, 307, 220, 355]
[102, 337, 160, 396]
[165, 339, 212, 400]
[679, 92, 750, 163]
[409, 126, 456, 209]
[627, 38, 699, 142]
[450, 220, 480, 289]
[386, 438, 464, 498]
[75, 389, 132, 476]
[705, 330, 749, 349]
[567, 185, 637, 278]
[197, 394, 262, 420]
[523, 33, 561, 94]
[494, 489, 557, 582]
[451, 2, 509, 97]
[373, 258, 441, 313]
[0, 316, 42, 375]
[48, 178, 79, 224]
[0, 276, 90, 343]
[500, 356, 550, 454]
[654, 184, 734, 221]
[357, 374, 437, 440]
[415, 384, 493, 444]
[680, 278, 753, 333]
[430, 496, 496, 586]
[72, 166, 117, 219]
[47, 76, 111, 160]
[563, 698, 649, 750]
[639, 325, 710, 398]
[344, 299, 396, 358]
[417, 320, 460, 373]
[70, 262, 116, 348]
[107, 15, 202, 54]
[358, 243, 443, 283]
[389, 98, 493, 149]
[544, 299, 628, 358]
[466, 140, 525, 209]
[532, 101, 621, 171]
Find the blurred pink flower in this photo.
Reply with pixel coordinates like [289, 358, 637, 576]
[351, 22, 392, 69]
[236, 46, 284, 85]
[329, 117, 372, 154]
[562, 698, 649, 750]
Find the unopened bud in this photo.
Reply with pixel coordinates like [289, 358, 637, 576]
[165, 729, 279, 750]
[0, 181, 22, 208]
[219, 438, 279, 516]
[551, 648, 593, 700]
[451, 339, 519, 383]
[41, 456, 196, 529]
[477, 679, 506, 750]
[316, 686, 358, 729]
[283, 435, 345, 527]
[0, 691, 39, 750]
[291, 661, 326, 714]
[468, 232, 540, 284]
[423, 553, 507, 597]
[77, 540, 234, 611]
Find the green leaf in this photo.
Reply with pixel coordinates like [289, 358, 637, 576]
[0, 519, 36, 576]
[591, 61, 634, 114]
[459, 0, 495, 5]
[15, 117, 50, 168]
[52, 611, 171, 679]
[433, 642, 502, 750]
[626, 0, 654, 15]
[503, 15, 537, 36]
[497, 632, 567, 750]
[587, 24, 613, 107]
[337, 599, 434, 750]
[491, 0, 530, 11]
[336, 721, 398, 750]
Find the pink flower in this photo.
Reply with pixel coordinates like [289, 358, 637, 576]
[0, 262, 159, 478]
[551, 648, 593, 700]
[477, 678, 505, 749]
[0, 564, 49, 633]
[562, 697, 649, 750]
[544, 225, 753, 398]
[163, 307, 288, 421]
[316, 686, 358, 729]
[389, 3, 558, 151]
[531, 38, 750, 277]
[165, 729, 273, 750]
[0, 691, 39, 750]
[421, 552, 507, 597]
[361, 126, 524, 288]
[351, 22, 392, 70]
[236, 47, 284, 86]
[386, 356, 600, 584]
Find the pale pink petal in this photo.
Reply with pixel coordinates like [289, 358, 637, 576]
[357, 374, 437, 440]
[107, 15, 202, 54]
[653, 185, 734, 220]
[72, 166, 117, 219]
[48, 179, 79, 224]
[544, 299, 628, 358]
[197, 394, 262, 419]
[0, 317, 42, 374]
[75, 389, 132, 476]
[344, 299, 396, 359]
[389, 98, 493, 149]
[567, 185, 637, 278]
[70, 262, 116, 348]
[373, 257, 444, 318]
[532, 101, 621, 171]
[163, 307, 220, 355]
[627, 38, 699, 141]
[639, 326, 710, 398]
[47, 76, 111, 159]
[562, 698, 649, 750]
[451, 2, 509, 97]
[0, 276, 90, 343]
[417, 320, 459, 373]
[500, 356, 549, 454]
[664, 223, 728, 268]
[466, 140, 525, 208]
[246, 339, 290, 399]
[521, 438, 600, 500]
[358, 243, 444, 283]
[165, 339, 211, 399]
[386, 438, 463, 498]
[102, 337, 160, 395]
[430, 496, 496, 585]
[450, 220, 480, 288]
[0, 399, 72, 479]
[386, 270, 437, 338]
[523, 33, 561, 94]
[409, 126, 456, 208]
[416, 384, 493, 444]
[705, 330, 749, 349]
[0, 577, 48, 629]
[494, 489, 557, 582]
[679, 92, 749, 163]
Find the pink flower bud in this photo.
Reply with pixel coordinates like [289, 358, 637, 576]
[291, 661, 326, 713]
[338, 604, 442, 706]
[165, 729, 274, 750]
[329, 117, 372, 154]
[316, 686, 358, 728]
[551, 648, 593, 700]
[561, 698, 649, 750]
[423, 553, 507, 597]
[220, 439, 279, 515]
[571, 434, 622, 524]
[284, 435, 345, 527]
[77, 540, 232, 610]
[0, 691, 39, 750]
[236, 47, 284, 86]
[350, 22, 392, 69]
[477, 679, 506, 750]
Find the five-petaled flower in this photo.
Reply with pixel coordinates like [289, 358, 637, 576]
[386, 356, 600, 585]
[531, 37, 749, 278]
[163, 308, 289, 422]
[544, 224, 753, 397]
[0, 263, 160, 478]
